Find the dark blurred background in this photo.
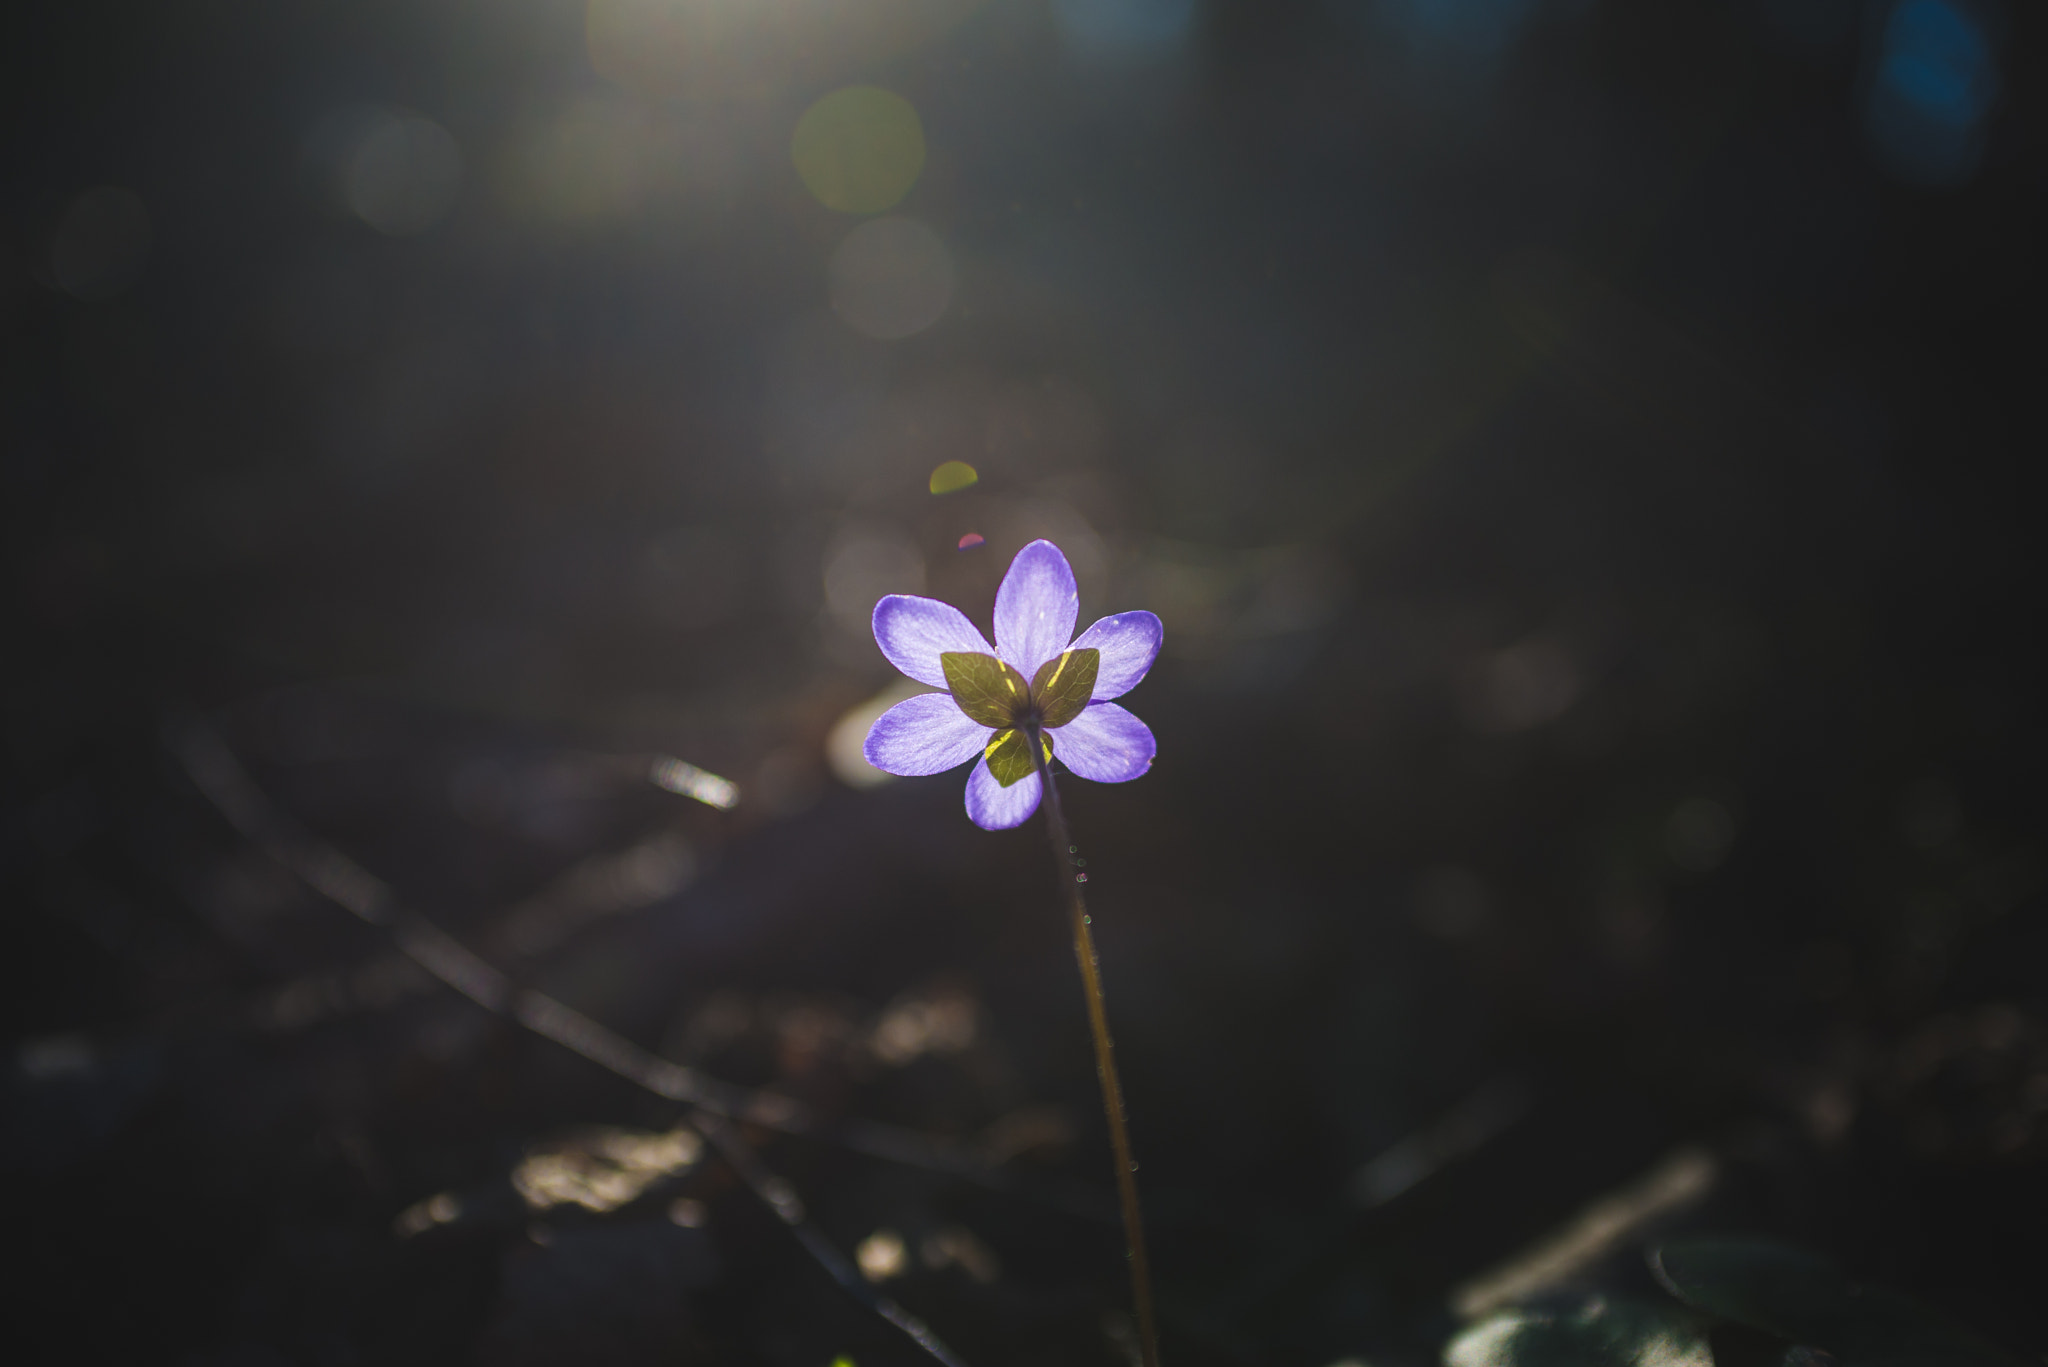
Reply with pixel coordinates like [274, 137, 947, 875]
[5, 1, 2045, 1363]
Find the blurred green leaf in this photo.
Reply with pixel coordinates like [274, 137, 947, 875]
[1445, 1296, 1712, 1367]
[984, 727, 1047, 788]
[942, 651, 1029, 728]
[1649, 1239, 2026, 1367]
[1032, 647, 1099, 728]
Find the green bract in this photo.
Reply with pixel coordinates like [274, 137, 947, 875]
[984, 727, 1052, 787]
[1031, 648, 1099, 728]
[940, 647, 1102, 787]
[942, 651, 1031, 727]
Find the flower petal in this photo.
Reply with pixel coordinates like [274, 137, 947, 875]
[964, 755, 1043, 829]
[1050, 702, 1155, 783]
[992, 540, 1078, 681]
[872, 595, 995, 689]
[862, 694, 991, 776]
[1069, 611, 1163, 700]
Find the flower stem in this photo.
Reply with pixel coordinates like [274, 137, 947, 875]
[1028, 731, 1162, 1367]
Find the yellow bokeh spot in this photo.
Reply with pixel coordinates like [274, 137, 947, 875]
[928, 460, 978, 494]
[792, 87, 925, 214]
[587, 1, 982, 102]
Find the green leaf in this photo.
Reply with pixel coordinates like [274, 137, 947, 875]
[1650, 1239, 2027, 1367]
[984, 728, 1048, 788]
[942, 652, 1029, 728]
[1031, 648, 1100, 729]
[1444, 1296, 1712, 1367]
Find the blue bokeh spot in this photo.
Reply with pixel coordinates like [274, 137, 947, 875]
[1866, 0, 1998, 187]
[1052, 0, 1201, 61]
[1878, 0, 1995, 129]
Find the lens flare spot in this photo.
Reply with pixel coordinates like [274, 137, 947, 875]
[957, 532, 986, 550]
[929, 460, 978, 494]
[792, 86, 926, 214]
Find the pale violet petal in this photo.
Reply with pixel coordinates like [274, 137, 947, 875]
[964, 754, 1043, 829]
[862, 694, 991, 776]
[1050, 702, 1155, 783]
[992, 540, 1078, 681]
[872, 595, 995, 689]
[1069, 611, 1163, 700]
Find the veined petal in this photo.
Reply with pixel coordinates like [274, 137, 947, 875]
[1050, 702, 1155, 783]
[992, 540, 1078, 682]
[872, 595, 995, 689]
[964, 755, 1042, 829]
[862, 694, 991, 776]
[1069, 611, 1162, 700]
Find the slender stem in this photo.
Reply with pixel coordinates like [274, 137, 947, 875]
[1028, 728, 1161, 1367]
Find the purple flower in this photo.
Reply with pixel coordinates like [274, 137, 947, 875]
[863, 539, 1162, 829]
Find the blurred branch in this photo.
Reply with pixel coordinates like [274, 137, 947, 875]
[169, 718, 978, 1367]
[1450, 1145, 1717, 1320]
[173, 718, 1126, 1229]
[692, 1108, 971, 1367]
[1349, 1073, 1533, 1209]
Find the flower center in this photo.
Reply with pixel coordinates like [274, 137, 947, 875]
[940, 648, 1101, 787]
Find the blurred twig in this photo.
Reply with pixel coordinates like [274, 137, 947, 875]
[1348, 1073, 1533, 1209]
[169, 718, 977, 1367]
[1449, 1145, 1717, 1319]
[692, 1108, 971, 1367]
[173, 717, 1127, 1231]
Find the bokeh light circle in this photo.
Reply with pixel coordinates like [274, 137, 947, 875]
[500, 99, 647, 224]
[1866, 0, 1999, 187]
[49, 187, 152, 300]
[1052, 0, 1199, 61]
[791, 86, 926, 214]
[342, 111, 463, 237]
[829, 217, 954, 340]
[823, 523, 925, 632]
[588, 0, 979, 101]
